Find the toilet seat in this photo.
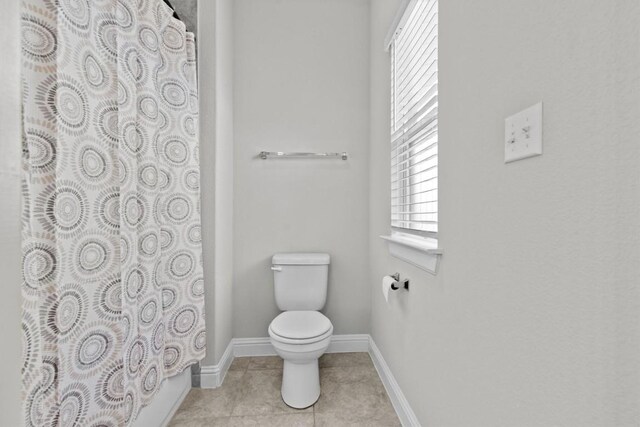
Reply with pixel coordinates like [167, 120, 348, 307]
[269, 311, 333, 344]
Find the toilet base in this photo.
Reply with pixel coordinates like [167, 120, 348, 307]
[281, 359, 320, 409]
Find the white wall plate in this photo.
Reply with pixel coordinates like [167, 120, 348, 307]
[505, 102, 543, 163]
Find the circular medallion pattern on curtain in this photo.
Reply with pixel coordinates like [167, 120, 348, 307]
[21, 1, 204, 425]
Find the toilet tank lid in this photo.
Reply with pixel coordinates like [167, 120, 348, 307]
[272, 253, 330, 265]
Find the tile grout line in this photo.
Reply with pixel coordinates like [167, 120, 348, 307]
[227, 360, 249, 418]
[313, 389, 316, 427]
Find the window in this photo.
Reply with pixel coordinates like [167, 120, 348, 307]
[389, 0, 438, 237]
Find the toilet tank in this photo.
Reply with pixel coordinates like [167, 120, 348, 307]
[272, 253, 330, 311]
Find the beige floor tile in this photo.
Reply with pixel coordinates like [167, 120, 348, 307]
[170, 355, 399, 426]
[314, 366, 399, 424]
[172, 371, 245, 421]
[231, 369, 311, 416]
[229, 357, 251, 371]
[314, 411, 401, 427]
[169, 415, 231, 427]
[227, 413, 314, 426]
[319, 352, 373, 368]
[247, 356, 283, 370]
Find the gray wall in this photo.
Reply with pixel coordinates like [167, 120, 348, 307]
[369, 0, 640, 425]
[198, 0, 235, 365]
[211, 0, 235, 364]
[171, 0, 198, 34]
[232, 0, 371, 338]
[0, 0, 24, 424]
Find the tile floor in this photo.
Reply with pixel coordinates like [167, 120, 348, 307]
[169, 353, 400, 426]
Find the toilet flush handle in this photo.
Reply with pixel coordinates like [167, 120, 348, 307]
[271, 266, 282, 272]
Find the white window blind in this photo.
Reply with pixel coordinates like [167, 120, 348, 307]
[390, 0, 438, 235]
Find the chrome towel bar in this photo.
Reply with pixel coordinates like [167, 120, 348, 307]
[259, 151, 348, 160]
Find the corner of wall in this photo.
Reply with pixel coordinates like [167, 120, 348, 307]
[0, 0, 25, 424]
[198, 0, 235, 366]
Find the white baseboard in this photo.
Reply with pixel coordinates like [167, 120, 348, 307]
[196, 334, 420, 427]
[369, 338, 421, 427]
[328, 333, 370, 353]
[230, 334, 371, 357]
[200, 338, 235, 388]
[232, 337, 275, 357]
[134, 368, 191, 427]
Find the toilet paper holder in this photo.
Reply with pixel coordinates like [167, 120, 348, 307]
[389, 273, 410, 291]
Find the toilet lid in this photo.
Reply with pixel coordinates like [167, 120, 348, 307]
[269, 311, 332, 340]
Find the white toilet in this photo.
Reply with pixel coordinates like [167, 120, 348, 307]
[268, 253, 333, 409]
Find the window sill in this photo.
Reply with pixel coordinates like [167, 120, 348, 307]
[380, 234, 442, 274]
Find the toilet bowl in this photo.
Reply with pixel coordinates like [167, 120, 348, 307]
[269, 310, 333, 408]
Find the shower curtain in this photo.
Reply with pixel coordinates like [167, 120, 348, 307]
[21, 0, 205, 425]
